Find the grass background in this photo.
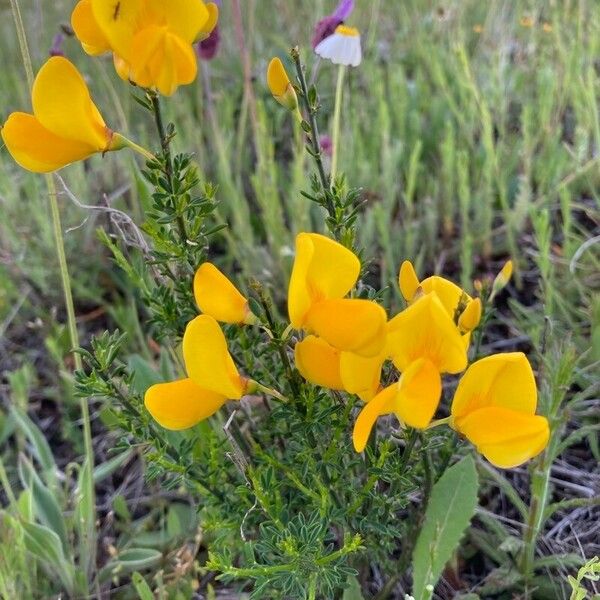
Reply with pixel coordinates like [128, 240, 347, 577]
[0, 0, 598, 598]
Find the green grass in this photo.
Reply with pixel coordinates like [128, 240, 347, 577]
[0, 0, 598, 598]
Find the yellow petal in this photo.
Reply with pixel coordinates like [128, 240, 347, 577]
[399, 260, 420, 301]
[458, 297, 482, 333]
[305, 298, 387, 357]
[148, 0, 210, 43]
[457, 407, 549, 468]
[129, 26, 197, 96]
[353, 383, 397, 452]
[288, 233, 360, 328]
[196, 2, 218, 41]
[267, 58, 290, 97]
[194, 263, 253, 324]
[91, 0, 145, 62]
[31, 57, 110, 150]
[71, 0, 112, 55]
[182, 315, 246, 399]
[420, 275, 470, 319]
[451, 352, 537, 426]
[339, 350, 385, 401]
[387, 294, 467, 374]
[144, 377, 226, 430]
[294, 335, 344, 390]
[1, 113, 97, 173]
[114, 54, 131, 81]
[393, 358, 441, 429]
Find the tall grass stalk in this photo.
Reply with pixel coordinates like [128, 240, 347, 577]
[8, 0, 96, 580]
[330, 65, 346, 186]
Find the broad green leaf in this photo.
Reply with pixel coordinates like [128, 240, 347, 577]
[132, 572, 154, 600]
[22, 521, 75, 593]
[99, 548, 163, 582]
[18, 455, 68, 552]
[342, 575, 365, 600]
[412, 455, 479, 600]
[10, 407, 57, 487]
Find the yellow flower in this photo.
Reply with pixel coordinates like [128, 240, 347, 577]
[353, 358, 441, 452]
[267, 57, 299, 113]
[145, 378, 228, 430]
[144, 315, 248, 430]
[294, 335, 385, 401]
[295, 335, 345, 390]
[458, 297, 482, 333]
[288, 233, 360, 329]
[72, 0, 217, 95]
[339, 349, 386, 401]
[194, 263, 256, 325]
[1, 57, 123, 173]
[387, 293, 468, 375]
[182, 315, 247, 399]
[71, 0, 111, 55]
[491, 259, 513, 299]
[288, 233, 386, 356]
[451, 353, 550, 468]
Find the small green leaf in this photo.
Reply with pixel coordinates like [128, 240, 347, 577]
[411, 455, 479, 600]
[342, 575, 365, 600]
[132, 572, 154, 600]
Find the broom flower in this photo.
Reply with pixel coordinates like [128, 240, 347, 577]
[193, 263, 257, 325]
[267, 57, 301, 118]
[450, 353, 550, 468]
[0, 57, 137, 173]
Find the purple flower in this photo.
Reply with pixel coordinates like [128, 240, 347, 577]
[197, 0, 221, 60]
[312, 0, 355, 49]
[50, 33, 65, 57]
[198, 26, 220, 60]
[320, 134, 333, 157]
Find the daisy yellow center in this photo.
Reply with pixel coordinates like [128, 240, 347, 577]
[335, 25, 360, 37]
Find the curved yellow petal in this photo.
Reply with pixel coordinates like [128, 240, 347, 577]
[339, 350, 385, 401]
[420, 275, 470, 319]
[451, 352, 537, 425]
[267, 57, 290, 97]
[71, 0, 111, 55]
[294, 335, 344, 390]
[458, 297, 482, 333]
[182, 315, 246, 399]
[305, 298, 387, 357]
[1, 112, 98, 173]
[457, 407, 549, 468]
[399, 260, 420, 301]
[288, 233, 360, 328]
[129, 26, 197, 96]
[353, 383, 398, 452]
[148, 0, 210, 43]
[31, 57, 110, 150]
[195, 2, 219, 41]
[393, 358, 441, 429]
[194, 263, 253, 324]
[144, 377, 226, 430]
[387, 294, 467, 374]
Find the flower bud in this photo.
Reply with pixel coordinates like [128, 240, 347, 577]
[267, 57, 299, 113]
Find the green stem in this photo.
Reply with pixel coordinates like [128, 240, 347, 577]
[308, 574, 318, 600]
[114, 133, 156, 162]
[330, 65, 346, 187]
[0, 456, 17, 508]
[149, 92, 189, 243]
[9, 0, 96, 582]
[291, 47, 330, 192]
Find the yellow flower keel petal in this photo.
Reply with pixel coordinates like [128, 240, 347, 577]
[353, 384, 397, 452]
[144, 378, 226, 430]
[295, 335, 344, 390]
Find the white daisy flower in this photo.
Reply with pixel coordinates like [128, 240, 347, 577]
[314, 25, 362, 67]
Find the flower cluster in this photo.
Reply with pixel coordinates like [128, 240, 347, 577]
[146, 233, 549, 470]
[71, 0, 218, 95]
